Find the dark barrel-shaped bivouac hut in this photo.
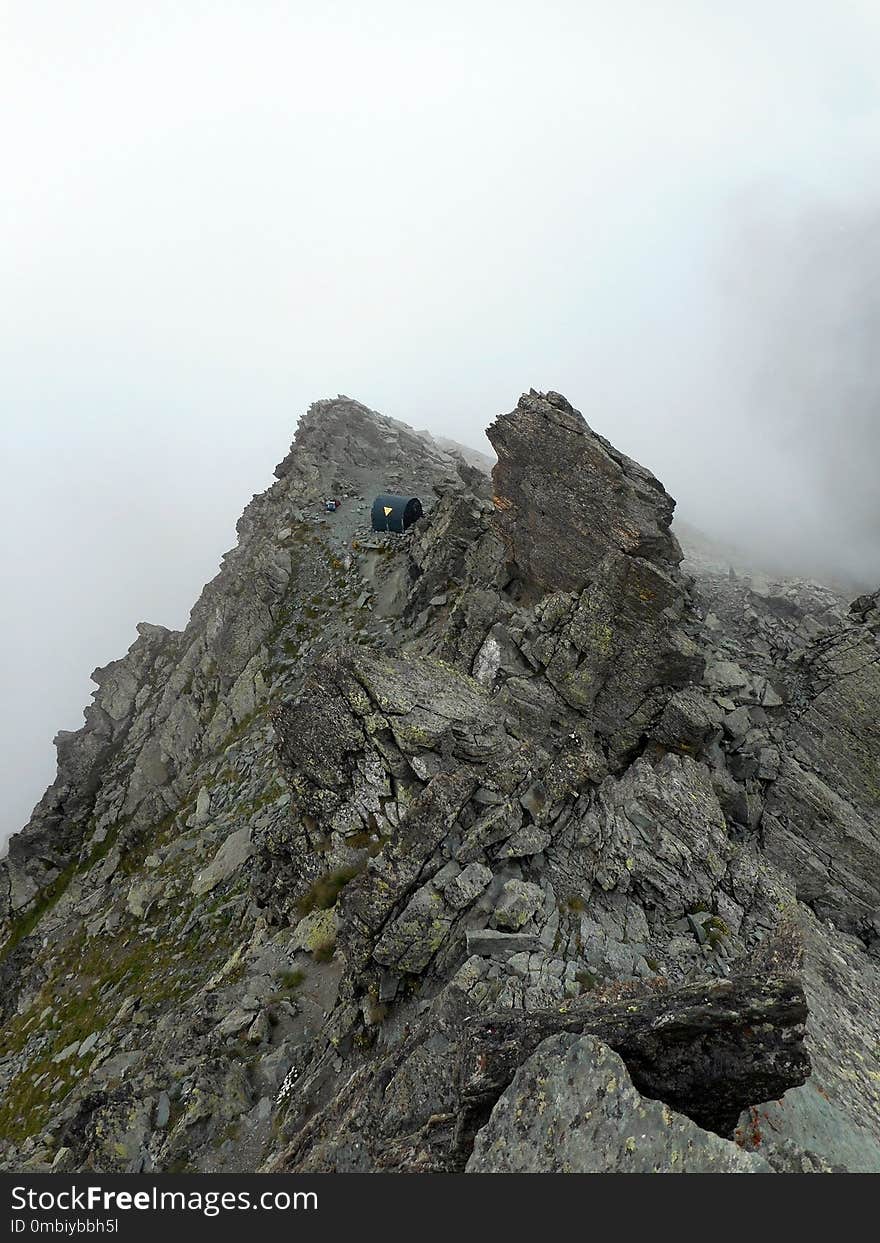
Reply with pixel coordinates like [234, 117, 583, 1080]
[371, 493, 423, 534]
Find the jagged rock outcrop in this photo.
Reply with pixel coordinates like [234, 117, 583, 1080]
[488, 390, 682, 597]
[2, 388, 879, 1175]
[273, 396, 464, 494]
[479, 390, 704, 758]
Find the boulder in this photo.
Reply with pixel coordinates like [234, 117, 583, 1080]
[467, 1034, 769, 1172]
[191, 826, 254, 898]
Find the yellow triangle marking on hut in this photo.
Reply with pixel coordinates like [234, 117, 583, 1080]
[383, 506, 393, 517]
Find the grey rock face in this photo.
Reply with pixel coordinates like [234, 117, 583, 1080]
[491, 880, 544, 930]
[522, 559, 704, 758]
[688, 565, 880, 937]
[762, 623, 880, 930]
[467, 1034, 769, 1173]
[3, 388, 880, 1177]
[488, 390, 682, 597]
[653, 687, 724, 753]
[572, 753, 731, 921]
[191, 826, 254, 897]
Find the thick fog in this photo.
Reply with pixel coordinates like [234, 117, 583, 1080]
[3, 0, 880, 846]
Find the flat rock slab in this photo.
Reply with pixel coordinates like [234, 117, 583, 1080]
[192, 826, 254, 897]
[465, 929, 544, 958]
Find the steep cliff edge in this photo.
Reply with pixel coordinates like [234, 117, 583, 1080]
[2, 391, 879, 1174]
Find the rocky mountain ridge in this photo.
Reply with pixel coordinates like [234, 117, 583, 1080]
[2, 391, 879, 1174]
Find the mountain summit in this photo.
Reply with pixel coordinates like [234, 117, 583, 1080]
[2, 392, 880, 1173]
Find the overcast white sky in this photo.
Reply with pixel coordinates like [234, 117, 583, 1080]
[3, 0, 880, 845]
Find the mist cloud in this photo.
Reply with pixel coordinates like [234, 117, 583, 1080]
[704, 197, 880, 588]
